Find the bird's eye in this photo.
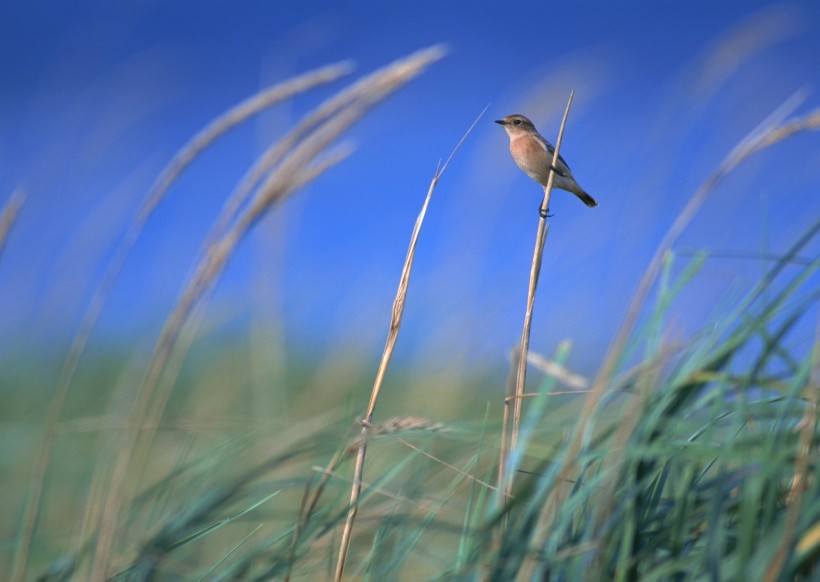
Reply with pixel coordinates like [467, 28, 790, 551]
[513, 119, 522, 126]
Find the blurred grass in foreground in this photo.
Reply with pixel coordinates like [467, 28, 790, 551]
[6, 223, 816, 580]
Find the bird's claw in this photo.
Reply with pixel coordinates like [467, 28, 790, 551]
[549, 165, 567, 177]
[539, 206, 554, 219]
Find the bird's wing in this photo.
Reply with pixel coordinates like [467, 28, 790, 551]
[536, 135, 572, 171]
[545, 141, 572, 172]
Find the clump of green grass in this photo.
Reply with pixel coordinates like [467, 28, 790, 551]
[473, 230, 819, 580]
[32, 223, 819, 580]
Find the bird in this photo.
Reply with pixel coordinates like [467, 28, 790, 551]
[495, 114, 597, 214]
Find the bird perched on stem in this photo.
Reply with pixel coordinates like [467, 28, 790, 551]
[496, 114, 597, 215]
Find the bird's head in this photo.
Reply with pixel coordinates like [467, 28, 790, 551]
[494, 114, 537, 137]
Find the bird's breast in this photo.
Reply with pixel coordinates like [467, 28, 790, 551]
[510, 136, 551, 182]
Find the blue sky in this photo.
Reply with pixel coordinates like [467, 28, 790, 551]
[1, 1, 819, 374]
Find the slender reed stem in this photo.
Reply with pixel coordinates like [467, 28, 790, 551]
[334, 170, 436, 582]
[498, 92, 575, 501]
[334, 109, 485, 580]
[763, 317, 820, 581]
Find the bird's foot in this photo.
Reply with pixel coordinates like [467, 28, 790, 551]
[539, 206, 554, 219]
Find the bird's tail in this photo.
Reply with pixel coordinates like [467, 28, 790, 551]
[575, 189, 598, 208]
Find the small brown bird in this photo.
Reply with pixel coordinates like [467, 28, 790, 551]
[495, 114, 597, 212]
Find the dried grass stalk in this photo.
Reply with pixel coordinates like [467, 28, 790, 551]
[498, 92, 575, 502]
[334, 107, 485, 581]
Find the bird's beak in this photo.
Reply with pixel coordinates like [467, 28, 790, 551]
[494, 119, 505, 125]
